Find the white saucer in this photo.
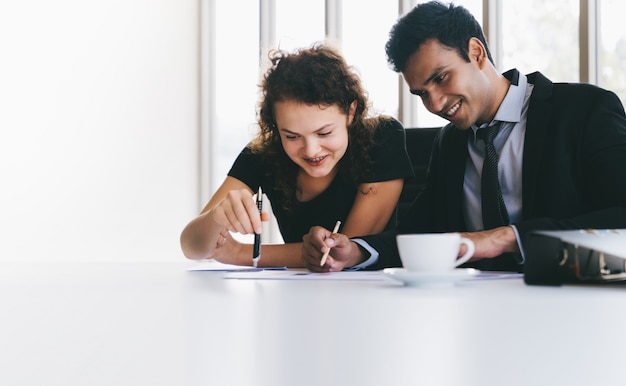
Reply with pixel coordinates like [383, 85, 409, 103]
[383, 268, 479, 288]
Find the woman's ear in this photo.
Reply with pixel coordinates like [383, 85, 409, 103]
[347, 100, 357, 125]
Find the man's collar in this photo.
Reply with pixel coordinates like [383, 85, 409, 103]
[495, 69, 526, 123]
[470, 69, 526, 134]
[503, 68, 520, 86]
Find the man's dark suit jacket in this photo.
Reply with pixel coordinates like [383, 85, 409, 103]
[363, 70, 626, 272]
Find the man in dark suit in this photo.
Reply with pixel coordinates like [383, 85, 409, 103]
[301, 1, 626, 272]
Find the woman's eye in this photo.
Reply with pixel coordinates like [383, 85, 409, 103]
[319, 131, 332, 137]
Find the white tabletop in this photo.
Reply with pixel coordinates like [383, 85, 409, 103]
[1, 261, 625, 386]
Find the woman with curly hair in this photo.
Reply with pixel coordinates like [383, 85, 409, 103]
[180, 43, 413, 269]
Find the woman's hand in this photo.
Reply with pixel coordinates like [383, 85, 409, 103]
[180, 179, 269, 261]
[210, 189, 264, 235]
[301, 226, 367, 272]
[207, 231, 249, 265]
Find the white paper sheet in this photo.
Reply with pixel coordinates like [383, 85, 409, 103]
[223, 269, 386, 281]
[186, 260, 287, 272]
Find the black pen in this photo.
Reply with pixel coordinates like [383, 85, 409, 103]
[252, 186, 262, 267]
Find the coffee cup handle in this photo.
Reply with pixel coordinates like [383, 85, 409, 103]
[454, 237, 475, 267]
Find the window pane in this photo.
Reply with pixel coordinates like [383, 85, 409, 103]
[501, 0, 579, 81]
[599, 0, 626, 106]
[214, 0, 259, 191]
[342, 0, 399, 119]
[275, 0, 324, 51]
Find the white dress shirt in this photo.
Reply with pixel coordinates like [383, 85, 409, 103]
[464, 72, 533, 231]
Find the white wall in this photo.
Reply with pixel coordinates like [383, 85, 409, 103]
[0, 1, 199, 262]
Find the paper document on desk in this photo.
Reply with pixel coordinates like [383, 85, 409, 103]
[223, 269, 386, 281]
[476, 272, 523, 280]
[223, 270, 522, 281]
[187, 260, 287, 272]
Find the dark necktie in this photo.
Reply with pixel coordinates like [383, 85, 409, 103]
[477, 122, 510, 229]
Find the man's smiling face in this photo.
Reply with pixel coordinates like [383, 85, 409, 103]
[402, 38, 496, 129]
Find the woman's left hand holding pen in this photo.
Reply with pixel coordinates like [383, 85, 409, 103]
[301, 226, 364, 272]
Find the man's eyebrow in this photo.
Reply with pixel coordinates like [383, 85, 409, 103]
[410, 66, 447, 96]
[423, 66, 446, 86]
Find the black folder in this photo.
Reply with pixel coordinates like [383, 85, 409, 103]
[524, 229, 626, 286]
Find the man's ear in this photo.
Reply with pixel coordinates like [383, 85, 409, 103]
[468, 37, 487, 68]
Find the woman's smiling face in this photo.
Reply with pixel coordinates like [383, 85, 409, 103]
[274, 100, 353, 179]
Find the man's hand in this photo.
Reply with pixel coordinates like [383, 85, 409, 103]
[459, 226, 520, 261]
[301, 226, 366, 272]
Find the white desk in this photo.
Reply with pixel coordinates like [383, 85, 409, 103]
[1, 262, 625, 386]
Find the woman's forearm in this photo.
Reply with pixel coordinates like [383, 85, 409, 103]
[255, 242, 306, 268]
[179, 211, 223, 260]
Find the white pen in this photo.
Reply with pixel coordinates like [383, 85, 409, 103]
[252, 186, 262, 268]
[320, 220, 341, 266]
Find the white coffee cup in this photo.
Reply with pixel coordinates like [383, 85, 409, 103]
[396, 233, 475, 272]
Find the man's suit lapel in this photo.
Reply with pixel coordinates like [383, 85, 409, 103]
[445, 128, 469, 229]
[522, 71, 554, 217]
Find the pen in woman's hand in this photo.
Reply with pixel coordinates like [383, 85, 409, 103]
[252, 187, 262, 267]
[320, 220, 341, 266]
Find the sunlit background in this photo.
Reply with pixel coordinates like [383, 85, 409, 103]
[1, 0, 624, 262]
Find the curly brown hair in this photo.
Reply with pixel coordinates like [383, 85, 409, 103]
[250, 43, 386, 212]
